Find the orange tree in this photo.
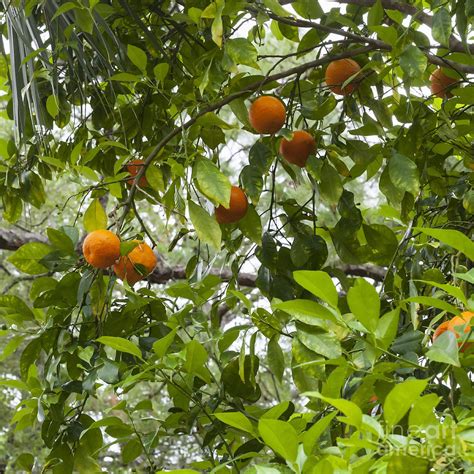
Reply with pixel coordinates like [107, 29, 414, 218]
[0, 1, 473, 472]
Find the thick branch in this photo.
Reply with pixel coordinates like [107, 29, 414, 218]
[281, 0, 472, 55]
[0, 228, 48, 250]
[257, 8, 474, 74]
[0, 227, 386, 287]
[335, 0, 471, 55]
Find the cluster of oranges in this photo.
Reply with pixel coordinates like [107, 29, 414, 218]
[82, 229, 157, 286]
[82, 59, 460, 284]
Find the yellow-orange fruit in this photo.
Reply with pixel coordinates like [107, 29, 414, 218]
[325, 59, 361, 96]
[249, 96, 286, 134]
[433, 311, 473, 351]
[82, 230, 121, 269]
[126, 159, 148, 187]
[430, 68, 458, 99]
[113, 240, 157, 286]
[215, 186, 249, 224]
[279, 130, 316, 167]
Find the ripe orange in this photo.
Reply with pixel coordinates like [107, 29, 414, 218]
[325, 59, 361, 96]
[113, 240, 157, 285]
[279, 130, 316, 167]
[430, 68, 458, 99]
[82, 229, 121, 269]
[215, 186, 248, 224]
[249, 96, 286, 134]
[433, 311, 473, 351]
[126, 159, 148, 187]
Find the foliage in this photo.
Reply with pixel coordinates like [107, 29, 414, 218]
[0, 0, 473, 472]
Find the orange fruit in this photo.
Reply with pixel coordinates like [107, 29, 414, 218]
[279, 130, 316, 167]
[430, 68, 458, 99]
[82, 230, 121, 269]
[325, 59, 361, 96]
[215, 186, 248, 224]
[249, 96, 286, 134]
[113, 240, 157, 285]
[126, 159, 148, 187]
[433, 311, 473, 351]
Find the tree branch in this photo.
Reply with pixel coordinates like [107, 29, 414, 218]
[0, 227, 387, 287]
[334, 0, 472, 55]
[255, 7, 474, 74]
[280, 0, 472, 55]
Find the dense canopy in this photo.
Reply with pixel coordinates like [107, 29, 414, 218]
[0, 0, 473, 472]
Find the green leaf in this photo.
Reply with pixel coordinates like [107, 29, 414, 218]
[375, 308, 400, 350]
[319, 161, 343, 204]
[0, 296, 35, 324]
[293, 0, 323, 19]
[153, 63, 169, 84]
[432, 7, 452, 46]
[409, 394, 440, 429]
[347, 278, 380, 332]
[109, 72, 140, 82]
[263, 0, 289, 16]
[453, 269, 474, 285]
[399, 45, 427, 78]
[467, 0, 474, 17]
[188, 200, 222, 249]
[275, 299, 338, 324]
[387, 455, 430, 473]
[8, 243, 52, 275]
[304, 392, 362, 428]
[0, 335, 24, 361]
[214, 412, 255, 434]
[238, 205, 262, 245]
[96, 336, 143, 360]
[2, 193, 23, 223]
[196, 112, 233, 130]
[122, 438, 142, 463]
[127, 44, 147, 72]
[152, 329, 177, 358]
[383, 379, 428, 427]
[303, 412, 337, 455]
[46, 95, 59, 118]
[293, 271, 339, 308]
[222, 355, 261, 402]
[225, 38, 258, 69]
[258, 419, 298, 462]
[267, 337, 284, 382]
[194, 159, 231, 207]
[426, 331, 460, 367]
[51, 2, 77, 21]
[211, 0, 224, 47]
[414, 227, 474, 261]
[184, 340, 210, 383]
[74, 7, 94, 34]
[21, 172, 46, 208]
[144, 165, 164, 192]
[15, 453, 34, 472]
[389, 152, 419, 196]
[297, 329, 342, 359]
[0, 379, 28, 391]
[47, 228, 75, 255]
[415, 280, 467, 306]
[403, 296, 459, 315]
[451, 85, 474, 104]
[368, 0, 384, 26]
[83, 199, 107, 232]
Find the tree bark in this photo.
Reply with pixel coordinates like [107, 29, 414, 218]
[0, 227, 386, 286]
